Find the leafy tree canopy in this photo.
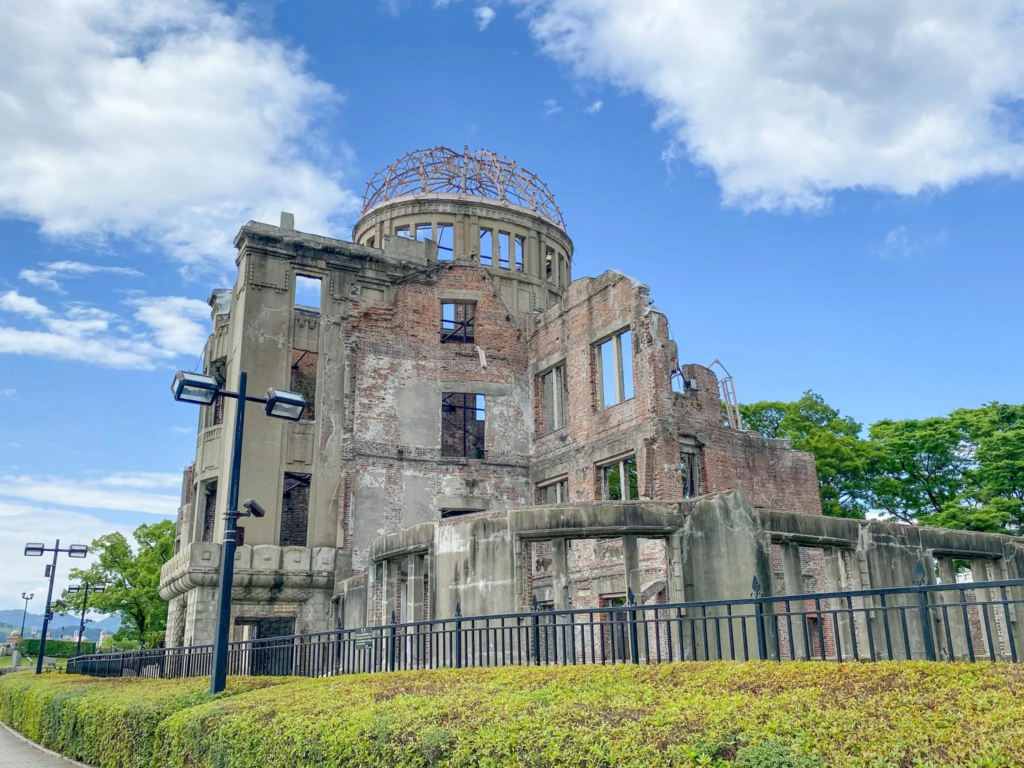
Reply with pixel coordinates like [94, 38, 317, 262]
[61, 520, 175, 648]
[741, 394, 1023, 535]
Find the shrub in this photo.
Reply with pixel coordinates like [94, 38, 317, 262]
[3, 662, 1024, 767]
[18, 639, 96, 658]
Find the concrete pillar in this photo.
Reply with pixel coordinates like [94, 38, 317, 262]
[551, 538, 573, 662]
[408, 554, 425, 623]
[970, 560, 1005, 660]
[824, 548, 854, 660]
[185, 586, 219, 646]
[780, 543, 808, 660]
[936, 557, 971, 660]
[384, 559, 400, 625]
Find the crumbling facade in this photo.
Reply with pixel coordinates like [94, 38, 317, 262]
[160, 147, 832, 646]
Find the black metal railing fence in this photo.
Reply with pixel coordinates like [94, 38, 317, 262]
[66, 579, 1024, 679]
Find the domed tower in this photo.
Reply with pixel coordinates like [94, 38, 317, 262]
[353, 147, 573, 313]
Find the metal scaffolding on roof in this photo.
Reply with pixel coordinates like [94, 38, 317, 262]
[362, 146, 566, 230]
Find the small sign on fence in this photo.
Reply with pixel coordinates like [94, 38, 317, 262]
[351, 629, 374, 651]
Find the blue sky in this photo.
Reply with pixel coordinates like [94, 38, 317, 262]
[2, 0, 1023, 610]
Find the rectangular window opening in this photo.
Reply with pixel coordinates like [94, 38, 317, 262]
[366, 235, 376, 248]
[396, 225, 411, 239]
[441, 393, 486, 458]
[280, 472, 310, 547]
[539, 363, 568, 434]
[599, 456, 639, 501]
[545, 248, 554, 283]
[294, 275, 322, 311]
[536, 478, 568, 504]
[437, 224, 454, 260]
[201, 481, 218, 543]
[440, 509, 478, 519]
[209, 357, 227, 426]
[290, 349, 318, 420]
[597, 329, 635, 409]
[479, 229, 493, 265]
[515, 236, 525, 271]
[681, 450, 701, 499]
[440, 302, 475, 343]
[415, 224, 433, 242]
[499, 232, 511, 269]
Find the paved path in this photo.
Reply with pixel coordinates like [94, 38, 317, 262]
[0, 721, 87, 767]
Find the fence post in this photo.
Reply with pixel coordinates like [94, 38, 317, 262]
[917, 588, 937, 662]
[750, 577, 768, 661]
[531, 595, 540, 665]
[454, 603, 463, 669]
[388, 611, 397, 672]
[627, 588, 640, 665]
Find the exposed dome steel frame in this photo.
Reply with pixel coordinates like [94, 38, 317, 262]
[362, 146, 566, 230]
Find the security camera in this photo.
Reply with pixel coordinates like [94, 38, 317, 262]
[242, 499, 266, 518]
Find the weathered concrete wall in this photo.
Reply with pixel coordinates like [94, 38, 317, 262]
[337, 490, 1024, 664]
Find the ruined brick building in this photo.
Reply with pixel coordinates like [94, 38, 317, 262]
[161, 147, 1021, 656]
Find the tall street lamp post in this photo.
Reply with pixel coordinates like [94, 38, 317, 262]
[19, 592, 34, 638]
[23, 540, 88, 674]
[171, 370, 305, 694]
[67, 582, 105, 657]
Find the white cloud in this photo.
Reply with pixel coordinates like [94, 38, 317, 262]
[0, 0, 360, 270]
[0, 501, 137, 610]
[0, 290, 210, 369]
[877, 225, 948, 259]
[543, 98, 563, 116]
[1, 389, 14, 396]
[519, 1, 1024, 211]
[20, 261, 142, 293]
[585, 99, 603, 114]
[474, 6, 496, 30]
[0, 473, 180, 516]
[0, 290, 51, 319]
[130, 296, 212, 356]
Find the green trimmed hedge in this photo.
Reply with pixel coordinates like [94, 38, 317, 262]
[18, 639, 96, 657]
[3, 663, 1024, 767]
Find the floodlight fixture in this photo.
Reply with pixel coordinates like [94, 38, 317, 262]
[68, 585, 81, 594]
[25, 543, 44, 557]
[68, 544, 88, 558]
[264, 388, 305, 421]
[93, 585, 105, 593]
[171, 371, 221, 405]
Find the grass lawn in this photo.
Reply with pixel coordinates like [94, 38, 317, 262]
[2, 662, 1023, 767]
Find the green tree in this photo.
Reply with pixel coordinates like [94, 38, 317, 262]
[740, 391, 873, 518]
[61, 520, 175, 648]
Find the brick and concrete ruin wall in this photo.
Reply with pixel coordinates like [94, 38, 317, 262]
[337, 490, 1024, 662]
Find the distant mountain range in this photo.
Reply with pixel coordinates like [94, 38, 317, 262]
[0, 610, 121, 642]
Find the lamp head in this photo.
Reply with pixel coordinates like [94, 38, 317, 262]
[171, 371, 221, 405]
[68, 544, 88, 558]
[264, 388, 305, 421]
[24, 543, 44, 557]
[68, 585, 81, 594]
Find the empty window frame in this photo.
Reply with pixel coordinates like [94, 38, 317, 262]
[681, 449, 701, 499]
[396, 225, 412, 239]
[498, 232, 511, 269]
[599, 456, 639, 501]
[366, 235, 376, 248]
[416, 224, 432, 242]
[441, 393, 486, 458]
[280, 472, 311, 547]
[440, 509, 478, 519]
[290, 350, 318, 421]
[536, 478, 568, 504]
[294, 274, 322, 311]
[597, 329, 635, 409]
[515, 236, 525, 271]
[441, 302, 476, 343]
[539, 363, 568, 434]
[545, 248, 555, 283]
[208, 357, 227, 426]
[479, 228, 494, 265]
[437, 223, 454, 260]
[200, 481, 218, 543]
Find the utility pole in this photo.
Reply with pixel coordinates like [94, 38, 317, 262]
[19, 592, 34, 637]
[68, 581, 105, 657]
